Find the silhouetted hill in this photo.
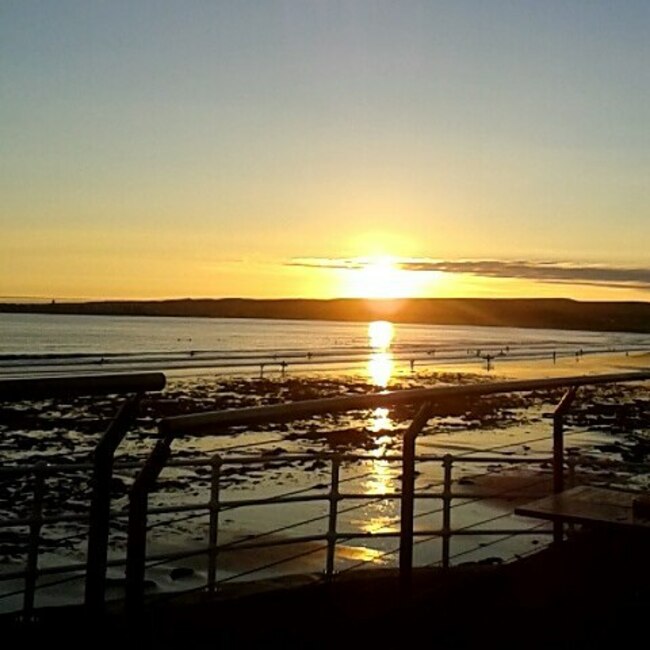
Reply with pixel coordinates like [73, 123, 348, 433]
[1, 298, 650, 333]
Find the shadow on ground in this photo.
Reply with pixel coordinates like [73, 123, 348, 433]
[4, 529, 650, 649]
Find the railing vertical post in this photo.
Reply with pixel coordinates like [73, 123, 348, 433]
[553, 416, 565, 496]
[85, 394, 140, 615]
[325, 455, 341, 580]
[22, 462, 46, 620]
[399, 401, 433, 588]
[125, 436, 172, 619]
[566, 453, 578, 537]
[207, 455, 222, 595]
[441, 455, 453, 569]
[552, 387, 577, 544]
[125, 486, 149, 620]
[567, 453, 577, 489]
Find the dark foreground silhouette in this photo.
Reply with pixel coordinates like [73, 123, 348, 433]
[4, 529, 650, 649]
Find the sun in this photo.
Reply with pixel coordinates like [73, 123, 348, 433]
[346, 256, 421, 299]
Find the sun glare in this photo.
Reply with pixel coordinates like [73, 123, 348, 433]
[346, 256, 422, 299]
[368, 320, 394, 350]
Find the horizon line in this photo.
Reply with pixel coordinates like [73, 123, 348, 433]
[2, 296, 650, 305]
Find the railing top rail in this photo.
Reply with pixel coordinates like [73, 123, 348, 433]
[0, 372, 166, 401]
[160, 370, 650, 436]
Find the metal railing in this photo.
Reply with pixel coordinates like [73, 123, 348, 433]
[0, 451, 560, 607]
[0, 370, 648, 620]
[125, 370, 650, 614]
[0, 373, 166, 619]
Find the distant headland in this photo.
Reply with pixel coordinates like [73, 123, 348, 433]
[1, 298, 650, 334]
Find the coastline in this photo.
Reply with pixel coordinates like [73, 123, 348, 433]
[2, 296, 650, 334]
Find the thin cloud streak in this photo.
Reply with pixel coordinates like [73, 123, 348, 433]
[287, 258, 650, 291]
[288, 258, 366, 270]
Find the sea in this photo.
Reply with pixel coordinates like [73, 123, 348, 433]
[1, 311, 648, 379]
[2, 312, 650, 611]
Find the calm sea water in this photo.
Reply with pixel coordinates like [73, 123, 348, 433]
[0, 312, 648, 378]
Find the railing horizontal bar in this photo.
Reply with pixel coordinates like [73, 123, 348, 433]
[0, 512, 90, 527]
[0, 465, 92, 477]
[0, 372, 166, 401]
[337, 492, 401, 500]
[6, 450, 641, 478]
[216, 487, 549, 509]
[217, 453, 404, 465]
[219, 494, 328, 508]
[0, 455, 365, 477]
[214, 454, 341, 465]
[0, 460, 155, 476]
[416, 491, 551, 500]
[148, 503, 208, 516]
[420, 529, 555, 537]
[336, 528, 554, 540]
[334, 530, 399, 539]
[5, 452, 637, 480]
[0, 565, 86, 581]
[0, 454, 541, 478]
[417, 455, 554, 464]
[160, 371, 650, 435]
[0, 454, 398, 477]
[215, 533, 328, 553]
[0, 486, 558, 529]
[0, 478, 590, 530]
[0, 523, 556, 585]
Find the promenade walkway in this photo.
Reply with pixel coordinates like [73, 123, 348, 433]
[5, 527, 650, 649]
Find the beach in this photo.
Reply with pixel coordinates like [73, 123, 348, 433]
[1, 343, 649, 614]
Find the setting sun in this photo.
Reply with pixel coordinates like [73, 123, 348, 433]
[346, 256, 426, 299]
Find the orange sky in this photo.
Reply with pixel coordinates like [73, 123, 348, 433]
[2, 3, 649, 302]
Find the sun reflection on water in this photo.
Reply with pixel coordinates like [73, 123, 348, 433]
[368, 407, 392, 433]
[359, 450, 399, 534]
[368, 352, 393, 387]
[367, 320, 394, 388]
[368, 320, 394, 350]
[357, 322, 401, 536]
[357, 409, 400, 535]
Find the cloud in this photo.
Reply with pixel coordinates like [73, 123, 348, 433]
[288, 258, 365, 270]
[287, 258, 650, 291]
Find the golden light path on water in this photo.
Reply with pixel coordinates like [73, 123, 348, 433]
[367, 320, 394, 388]
[358, 321, 401, 542]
